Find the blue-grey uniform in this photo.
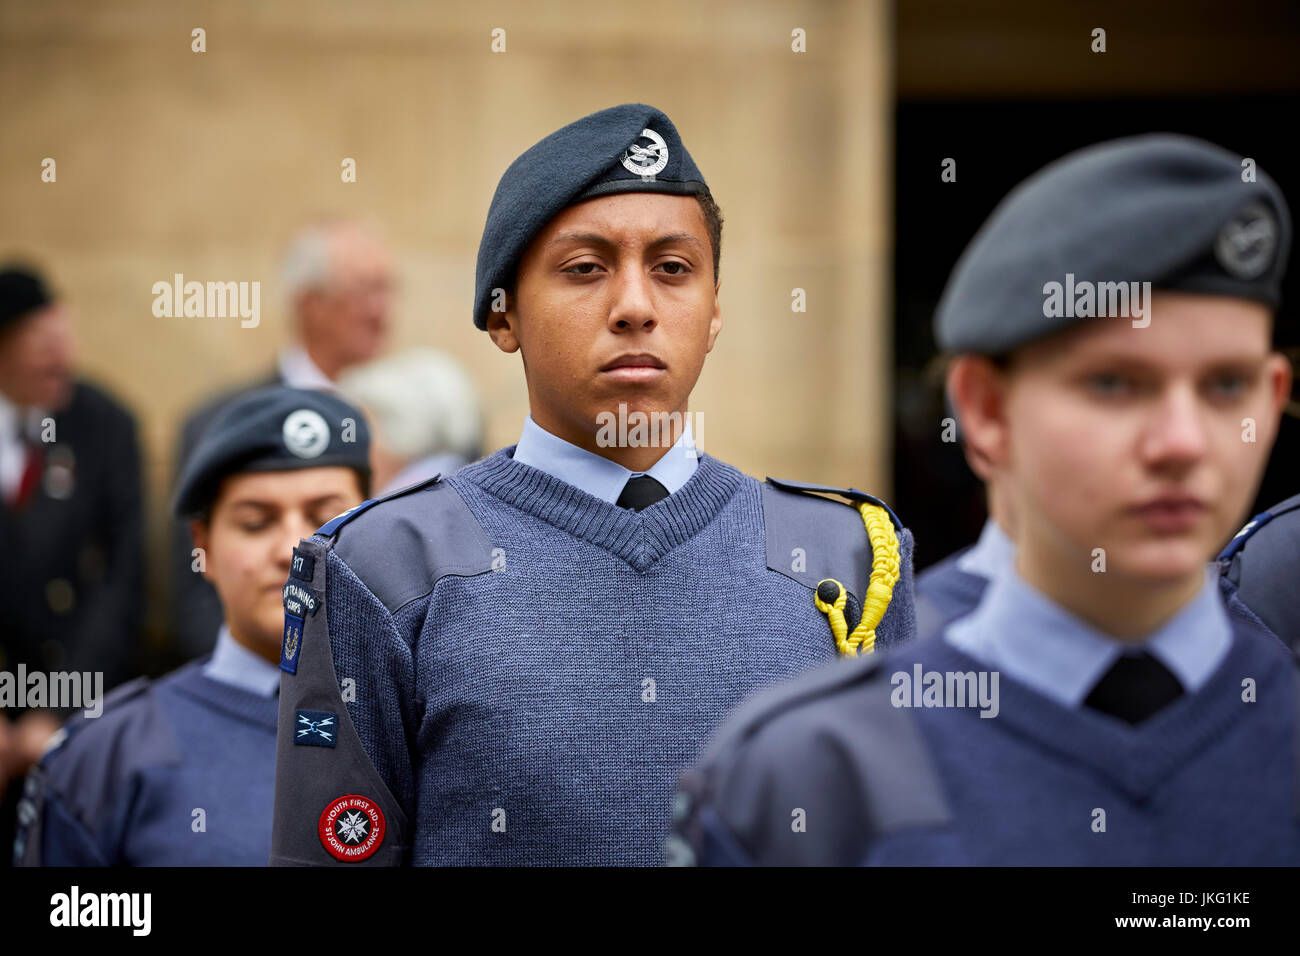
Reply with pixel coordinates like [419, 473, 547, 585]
[914, 517, 1014, 641]
[671, 134, 1300, 866]
[1218, 492, 1300, 652]
[269, 103, 917, 867]
[13, 387, 371, 866]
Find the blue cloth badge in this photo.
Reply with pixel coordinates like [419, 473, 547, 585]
[294, 709, 338, 748]
[280, 613, 304, 674]
[290, 548, 315, 582]
[283, 582, 319, 617]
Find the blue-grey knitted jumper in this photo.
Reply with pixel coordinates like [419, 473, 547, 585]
[329, 447, 913, 865]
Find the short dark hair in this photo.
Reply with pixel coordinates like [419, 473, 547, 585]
[696, 191, 724, 284]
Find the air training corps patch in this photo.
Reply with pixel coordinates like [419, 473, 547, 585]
[283, 581, 319, 617]
[280, 614, 304, 675]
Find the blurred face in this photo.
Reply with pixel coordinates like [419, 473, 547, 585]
[960, 292, 1290, 588]
[298, 228, 394, 375]
[191, 467, 364, 664]
[0, 305, 75, 409]
[487, 192, 722, 455]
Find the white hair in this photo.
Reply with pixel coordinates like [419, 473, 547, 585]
[337, 348, 483, 463]
[279, 223, 342, 316]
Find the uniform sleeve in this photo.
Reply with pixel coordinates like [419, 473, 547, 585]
[271, 537, 416, 866]
[15, 754, 120, 867]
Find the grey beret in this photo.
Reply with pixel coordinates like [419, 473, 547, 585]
[473, 103, 710, 330]
[935, 134, 1292, 353]
[174, 386, 371, 516]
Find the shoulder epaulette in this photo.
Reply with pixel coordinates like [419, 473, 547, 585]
[1218, 492, 1300, 563]
[44, 675, 153, 760]
[315, 474, 444, 539]
[763, 477, 910, 656]
[764, 476, 903, 530]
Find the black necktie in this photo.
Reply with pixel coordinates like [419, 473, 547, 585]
[617, 474, 669, 511]
[1083, 651, 1184, 724]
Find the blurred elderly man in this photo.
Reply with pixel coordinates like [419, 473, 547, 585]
[338, 348, 484, 495]
[168, 220, 395, 660]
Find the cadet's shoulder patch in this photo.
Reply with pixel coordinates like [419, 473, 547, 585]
[294, 710, 338, 748]
[282, 581, 320, 617]
[315, 473, 445, 539]
[280, 612, 304, 674]
[1218, 492, 1300, 563]
[764, 476, 903, 530]
[319, 794, 386, 862]
[289, 547, 315, 582]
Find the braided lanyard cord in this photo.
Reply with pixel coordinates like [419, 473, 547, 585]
[813, 502, 900, 657]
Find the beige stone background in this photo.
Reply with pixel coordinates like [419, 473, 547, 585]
[0, 0, 890, 639]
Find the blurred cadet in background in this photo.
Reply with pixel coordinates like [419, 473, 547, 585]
[0, 264, 144, 866]
[337, 347, 484, 494]
[673, 135, 1297, 866]
[1218, 489, 1300, 652]
[168, 221, 394, 660]
[14, 387, 370, 866]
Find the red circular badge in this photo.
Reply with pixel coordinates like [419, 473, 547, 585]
[319, 794, 386, 862]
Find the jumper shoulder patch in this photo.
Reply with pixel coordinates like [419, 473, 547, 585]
[327, 474, 497, 615]
[762, 480, 876, 600]
[764, 476, 903, 529]
[762, 477, 915, 655]
[1218, 492, 1300, 563]
[315, 473, 445, 538]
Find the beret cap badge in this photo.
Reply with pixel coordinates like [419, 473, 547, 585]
[1214, 201, 1278, 281]
[621, 128, 669, 178]
[282, 408, 330, 459]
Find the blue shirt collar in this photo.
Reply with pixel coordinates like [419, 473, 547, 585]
[955, 517, 1016, 581]
[511, 413, 698, 504]
[203, 624, 282, 698]
[945, 564, 1232, 709]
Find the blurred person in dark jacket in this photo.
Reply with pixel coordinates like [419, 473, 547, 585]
[0, 263, 144, 865]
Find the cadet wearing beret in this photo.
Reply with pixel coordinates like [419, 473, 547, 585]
[1218, 490, 1300, 652]
[271, 103, 917, 867]
[672, 134, 1299, 865]
[14, 387, 370, 865]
